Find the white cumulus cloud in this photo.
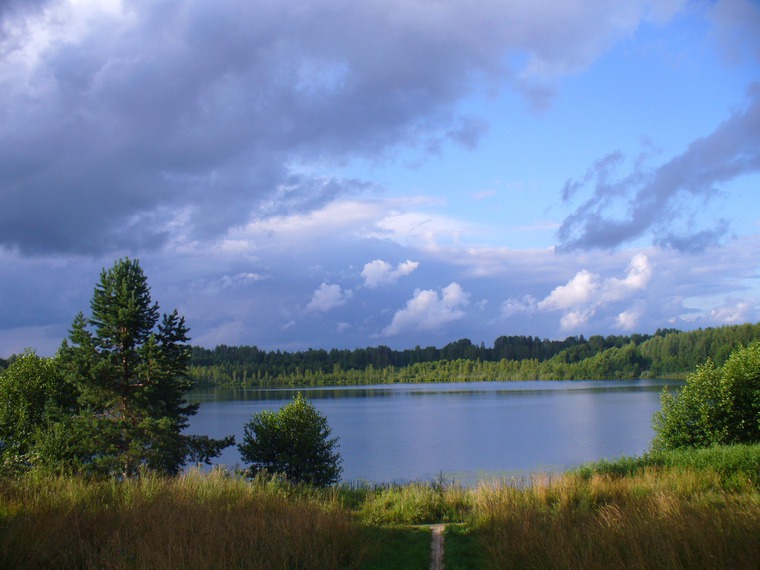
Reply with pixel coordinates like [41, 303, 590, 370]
[381, 282, 470, 337]
[560, 309, 595, 330]
[537, 269, 600, 311]
[708, 299, 755, 325]
[501, 294, 539, 317]
[600, 253, 653, 302]
[616, 305, 644, 330]
[504, 254, 653, 332]
[361, 259, 419, 288]
[306, 283, 353, 313]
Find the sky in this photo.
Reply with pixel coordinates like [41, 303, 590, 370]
[1, 0, 759, 357]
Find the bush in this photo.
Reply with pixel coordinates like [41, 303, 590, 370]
[652, 342, 760, 451]
[238, 393, 342, 486]
[0, 351, 74, 476]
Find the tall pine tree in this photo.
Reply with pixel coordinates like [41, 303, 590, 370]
[57, 259, 232, 477]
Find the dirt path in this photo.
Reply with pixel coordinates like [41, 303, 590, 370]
[429, 524, 445, 570]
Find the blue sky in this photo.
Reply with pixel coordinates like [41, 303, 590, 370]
[1, 0, 759, 356]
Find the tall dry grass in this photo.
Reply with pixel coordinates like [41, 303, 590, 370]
[0, 469, 370, 569]
[470, 468, 760, 569]
[2, 450, 758, 569]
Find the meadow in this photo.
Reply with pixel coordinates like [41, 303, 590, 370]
[1, 444, 758, 569]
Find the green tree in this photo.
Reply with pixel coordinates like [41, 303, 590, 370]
[652, 342, 760, 451]
[238, 393, 342, 486]
[57, 258, 232, 477]
[0, 351, 75, 474]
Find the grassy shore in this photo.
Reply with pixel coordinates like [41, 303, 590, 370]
[1, 444, 758, 569]
[0, 469, 369, 569]
[470, 469, 758, 569]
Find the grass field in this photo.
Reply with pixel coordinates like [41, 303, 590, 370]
[469, 469, 759, 569]
[1, 444, 758, 569]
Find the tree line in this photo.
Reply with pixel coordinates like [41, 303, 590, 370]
[5, 319, 758, 388]
[188, 323, 760, 386]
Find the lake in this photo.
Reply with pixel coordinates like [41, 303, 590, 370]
[186, 379, 684, 484]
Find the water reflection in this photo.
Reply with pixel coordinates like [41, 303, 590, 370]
[188, 379, 683, 403]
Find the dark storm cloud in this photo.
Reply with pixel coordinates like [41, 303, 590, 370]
[0, 0, 670, 255]
[558, 87, 760, 252]
[0, 0, 496, 254]
[0, 0, 52, 29]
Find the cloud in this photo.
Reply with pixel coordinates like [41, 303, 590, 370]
[191, 320, 253, 349]
[708, 299, 756, 325]
[0, 0, 682, 255]
[616, 305, 644, 330]
[220, 272, 267, 289]
[361, 259, 419, 288]
[538, 270, 599, 311]
[501, 295, 538, 317]
[0, 324, 65, 357]
[708, 0, 760, 64]
[0, 0, 52, 41]
[557, 88, 760, 251]
[1, 225, 758, 357]
[369, 211, 470, 250]
[600, 253, 653, 302]
[560, 310, 595, 330]
[382, 282, 470, 337]
[505, 254, 653, 331]
[5, 1, 758, 356]
[306, 283, 353, 313]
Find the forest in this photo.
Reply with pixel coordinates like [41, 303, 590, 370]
[188, 322, 760, 386]
[4, 322, 759, 387]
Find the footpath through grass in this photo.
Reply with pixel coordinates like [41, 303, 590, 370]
[1, 444, 759, 569]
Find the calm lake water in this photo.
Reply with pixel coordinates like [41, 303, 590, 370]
[186, 379, 683, 484]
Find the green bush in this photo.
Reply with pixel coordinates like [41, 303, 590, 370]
[0, 351, 74, 476]
[238, 393, 342, 486]
[652, 342, 760, 451]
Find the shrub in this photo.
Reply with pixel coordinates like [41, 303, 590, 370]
[652, 342, 760, 451]
[238, 393, 342, 486]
